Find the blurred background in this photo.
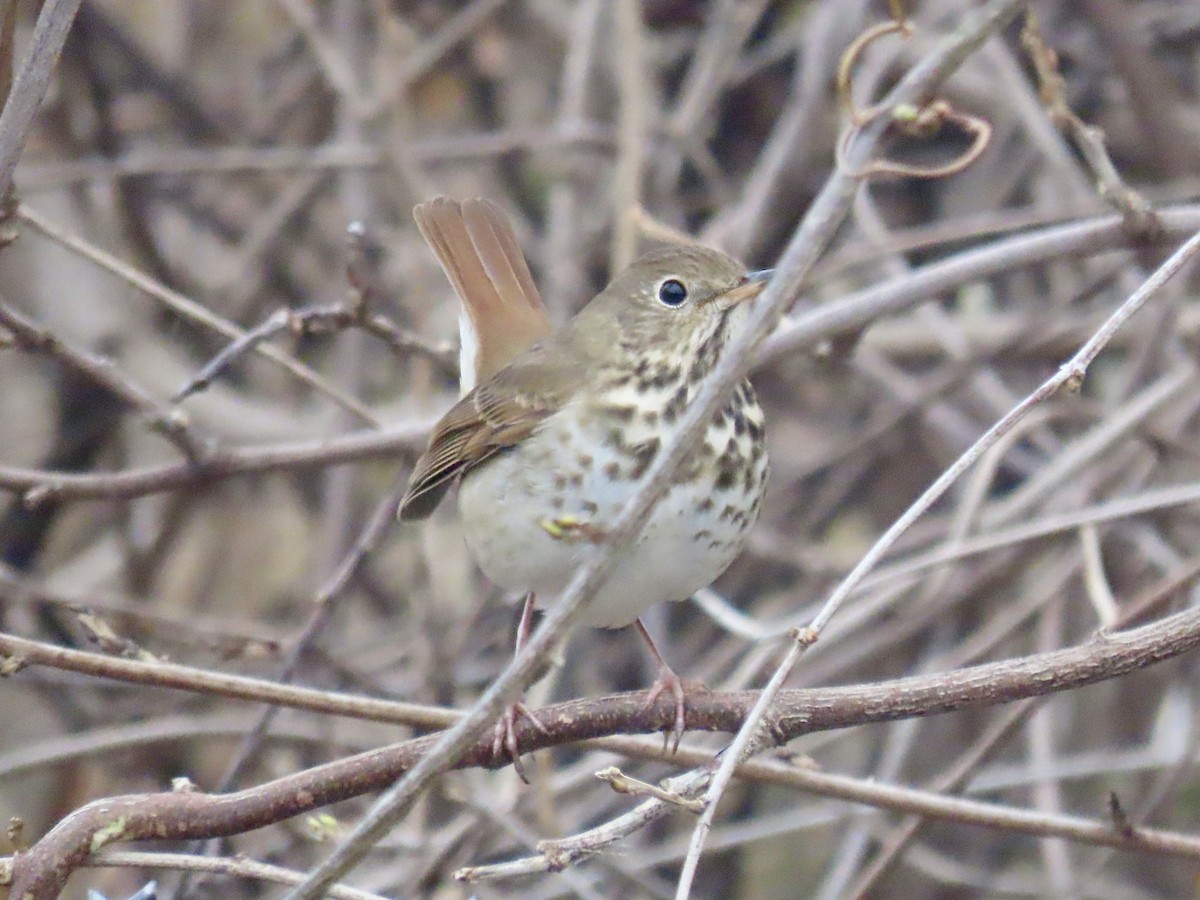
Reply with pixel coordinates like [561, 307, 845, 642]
[2, 0, 1200, 897]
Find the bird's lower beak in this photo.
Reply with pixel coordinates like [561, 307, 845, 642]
[715, 268, 773, 310]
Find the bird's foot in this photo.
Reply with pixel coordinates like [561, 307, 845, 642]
[492, 699, 550, 783]
[642, 665, 709, 753]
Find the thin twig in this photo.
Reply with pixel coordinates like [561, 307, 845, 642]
[803, 226, 1200, 642]
[595, 767, 706, 812]
[757, 205, 1200, 367]
[50, 7, 1029, 895]
[2, 849, 387, 900]
[674, 632, 805, 899]
[16, 124, 617, 188]
[1079, 523, 1119, 628]
[0, 630, 453, 729]
[0, 301, 209, 461]
[12, 602, 1200, 897]
[0, 712, 338, 781]
[0, 0, 82, 199]
[0, 207, 1195, 505]
[675, 3, 1029, 894]
[174, 303, 454, 402]
[0, 421, 431, 505]
[845, 529, 1200, 895]
[454, 604, 1200, 881]
[609, 0, 647, 274]
[1020, 12, 1160, 237]
[15, 204, 380, 426]
[0, 1, 15, 112]
[211, 470, 410, 791]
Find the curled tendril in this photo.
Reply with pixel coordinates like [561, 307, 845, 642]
[835, 16, 993, 181]
[837, 100, 993, 180]
[836, 20, 915, 128]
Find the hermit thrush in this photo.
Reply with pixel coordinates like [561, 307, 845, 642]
[400, 198, 769, 771]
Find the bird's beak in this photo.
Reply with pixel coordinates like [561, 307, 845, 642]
[714, 268, 773, 310]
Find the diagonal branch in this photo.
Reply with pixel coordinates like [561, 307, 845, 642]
[0, 0, 82, 199]
[8, 601, 1200, 897]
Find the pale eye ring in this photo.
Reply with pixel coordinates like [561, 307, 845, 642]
[657, 278, 688, 307]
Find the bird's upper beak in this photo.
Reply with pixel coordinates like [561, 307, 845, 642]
[714, 268, 773, 310]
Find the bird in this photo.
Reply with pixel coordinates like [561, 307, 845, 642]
[400, 198, 769, 774]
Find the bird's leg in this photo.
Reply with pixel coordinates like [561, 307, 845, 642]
[635, 619, 702, 752]
[493, 592, 549, 782]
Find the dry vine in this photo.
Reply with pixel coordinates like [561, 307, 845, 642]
[2, 1, 1200, 898]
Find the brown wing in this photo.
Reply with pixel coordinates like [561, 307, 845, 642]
[413, 198, 552, 385]
[397, 345, 583, 520]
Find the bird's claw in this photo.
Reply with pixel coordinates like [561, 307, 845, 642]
[643, 667, 707, 753]
[492, 700, 550, 783]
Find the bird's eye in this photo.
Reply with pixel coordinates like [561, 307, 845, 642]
[657, 278, 688, 307]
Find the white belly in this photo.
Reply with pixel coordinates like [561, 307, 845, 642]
[456, 395, 766, 628]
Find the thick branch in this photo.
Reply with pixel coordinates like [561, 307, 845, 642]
[9, 604, 1200, 898]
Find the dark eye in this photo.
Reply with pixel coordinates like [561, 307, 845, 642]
[657, 278, 688, 307]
